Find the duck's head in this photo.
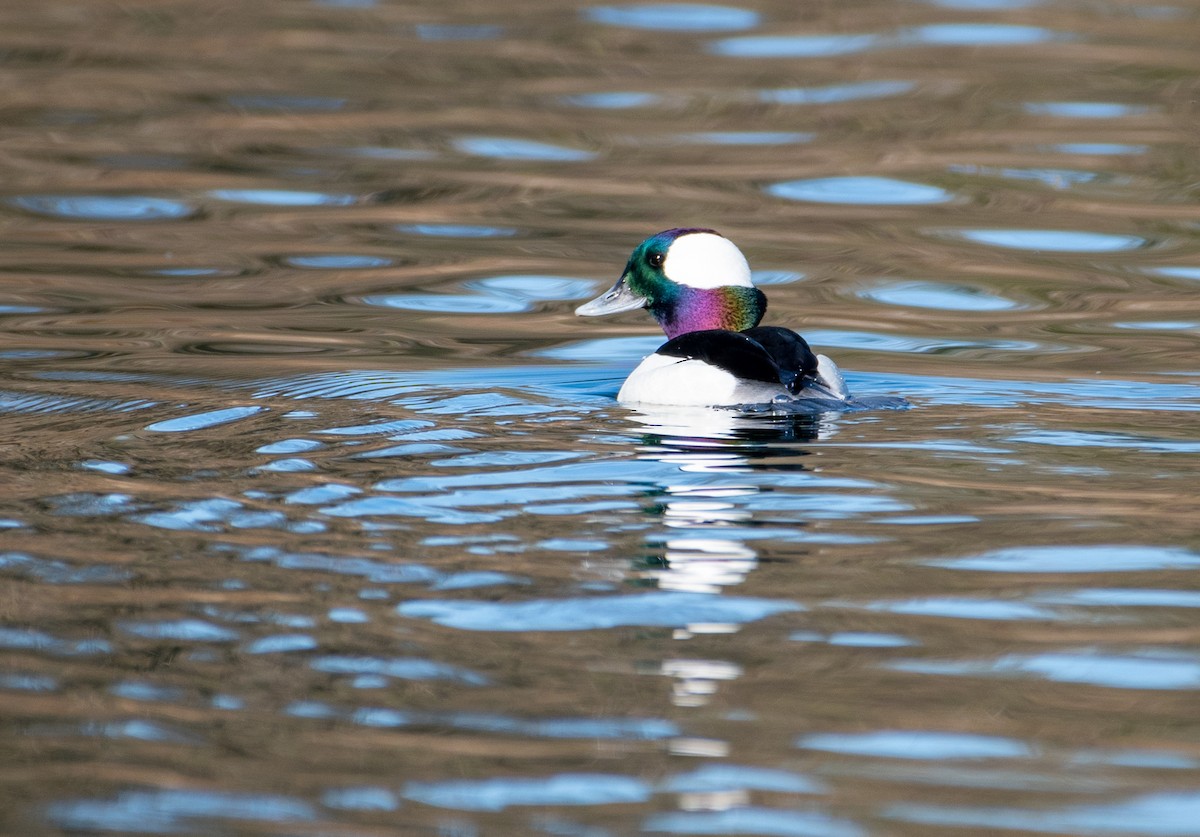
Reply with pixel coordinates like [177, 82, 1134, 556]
[576, 228, 767, 339]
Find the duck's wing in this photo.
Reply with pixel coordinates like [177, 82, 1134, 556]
[656, 329, 784, 386]
[739, 326, 819, 394]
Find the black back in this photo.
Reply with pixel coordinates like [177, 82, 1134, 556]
[741, 326, 819, 394]
[657, 329, 783, 385]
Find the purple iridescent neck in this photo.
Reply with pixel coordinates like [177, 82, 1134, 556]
[650, 285, 767, 339]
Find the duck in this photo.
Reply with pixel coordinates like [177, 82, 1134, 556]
[576, 228, 851, 407]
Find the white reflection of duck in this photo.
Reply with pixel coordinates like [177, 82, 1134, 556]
[576, 228, 850, 407]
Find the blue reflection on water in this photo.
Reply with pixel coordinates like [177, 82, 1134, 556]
[1012, 429, 1200, 452]
[432, 571, 529, 590]
[0, 552, 132, 585]
[0, 627, 109, 656]
[256, 438, 322, 454]
[243, 548, 439, 585]
[799, 730, 1032, 759]
[312, 655, 489, 685]
[662, 764, 824, 793]
[111, 681, 186, 702]
[9, 195, 195, 221]
[244, 634, 318, 654]
[317, 418, 430, 436]
[328, 607, 369, 623]
[398, 590, 801, 631]
[46, 789, 316, 833]
[343, 707, 678, 740]
[717, 23, 1059, 56]
[79, 460, 132, 475]
[682, 131, 814, 145]
[1033, 589, 1200, 608]
[1025, 101, 1148, 118]
[360, 293, 528, 314]
[886, 790, 1200, 834]
[930, 545, 1200, 573]
[585, 4, 759, 31]
[850, 597, 1059, 621]
[948, 163, 1105, 189]
[403, 773, 651, 811]
[73, 720, 201, 745]
[284, 254, 393, 269]
[118, 619, 239, 642]
[208, 189, 356, 206]
[715, 33, 883, 57]
[467, 275, 596, 302]
[396, 223, 518, 237]
[563, 91, 661, 108]
[454, 137, 596, 161]
[322, 786, 400, 811]
[1114, 321, 1196, 331]
[415, 23, 504, 40]
[791, 631, 916, 648]
[759, 81, 915, 104]
[905, 23, 1058, 45]
[802, 329, 1041, 354]
[875, 370, 1200, 411]
[769, 176, 952, 205]
[145, 406, 265, 433]
[888, 650, 1200, 690]
[1050, 142, 1148, 155]
[645, 807, 864, 837]
[955, 228, 1145, 252]
[860, 281, 1019, 311]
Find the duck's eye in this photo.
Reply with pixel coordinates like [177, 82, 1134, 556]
[648, 252, 665, 268]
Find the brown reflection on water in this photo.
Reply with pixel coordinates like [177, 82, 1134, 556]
[2, 0, 1200, 833]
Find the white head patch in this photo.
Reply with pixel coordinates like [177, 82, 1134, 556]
[662, 232, 754, 289]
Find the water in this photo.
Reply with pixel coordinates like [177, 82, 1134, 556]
[1, 0, 1199, 834]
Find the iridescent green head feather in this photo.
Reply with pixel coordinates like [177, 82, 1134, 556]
[576, 228, 766, 338]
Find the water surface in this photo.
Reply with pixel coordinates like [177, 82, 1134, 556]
[2, 0, 1199, 834]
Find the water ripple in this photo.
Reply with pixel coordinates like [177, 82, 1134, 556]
[715, 33, 883, 57]
[453, 136, 596, 162]
[585, 4, 760, 31]
[46, 790, 316, 833]
[798, 730, 1032, 759]
[398, 591, 801, 631]
[768, 176, 953, 205]
[663, 764, 824, 793]
[395, 223, 518, 237]
[145, 406, 265, 433]
[929, 545, 1200, 573]
[1025, 101, 1149, 118]
[9, 195, 196, 221]
[888, 650, 1200, 690]
[759, 81, 915, 104]
[954, 229, 1146, 252]
[887, 791, 1200, 835]
[644, 808, 865, 837]
[404, 773, 651, 811]
[207, 189, 355, 206]
[311, 655, 489, 685]
[860, 281, 1019, 311]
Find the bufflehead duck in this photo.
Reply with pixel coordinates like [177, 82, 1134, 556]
[576, 228, 850, 407]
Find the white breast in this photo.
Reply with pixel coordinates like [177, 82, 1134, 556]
[617, 352, 788, 407]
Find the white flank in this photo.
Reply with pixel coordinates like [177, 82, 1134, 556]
[662, 232, 754, 289]
[617, 353, 786, 407]
[814, 354, 851, 399]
